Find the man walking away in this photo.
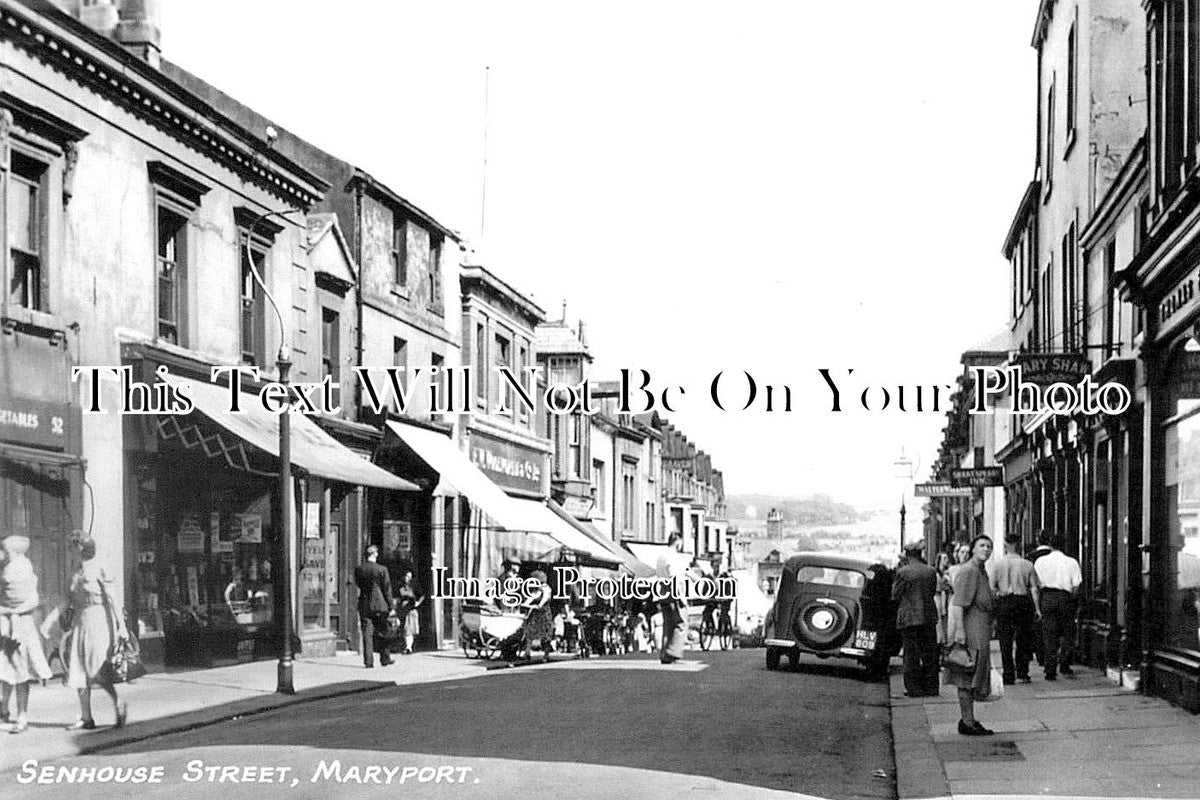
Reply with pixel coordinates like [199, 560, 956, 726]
[1033, 537, 1082, 680]
[354, 545, 394, 668]
[656, 532, 688, 664]
[991, 533, 1042, 685]
[892, 542, 940, 697]
[1025, 529, 1053, 666]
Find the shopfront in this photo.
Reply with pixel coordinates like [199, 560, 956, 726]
[124, 353, 414, 669]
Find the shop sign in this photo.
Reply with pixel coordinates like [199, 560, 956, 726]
[235, 513, 262, 544]
[469, 431, 544, 494]
[914, 483, 974, 497]
[950, 467, 1004, 488]
[1011, 354, 1091, 389]
[304, 501, 321, 539]
[211, 512, 232, 553]
[0, 390, 69, 451]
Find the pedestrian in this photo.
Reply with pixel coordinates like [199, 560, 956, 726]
[1025, 530, 1054, 665]
[934, 550, 953, 644]
[353, 545, 394, 668]
[1033, 536, 1082, 681]
[63, 539, 128, 730]
[990, 532, 1042, 685]
[892, 541, 940, 697]
[946, 542, 972, 584]
[522, 570, 554, 663]
[946, 534, 997, 736]
[0, 535, 53, 734]
[394, 569, 423, 655]
[656, 532, 689, 664]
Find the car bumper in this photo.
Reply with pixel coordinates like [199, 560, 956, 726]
[765, 638, 872, 659]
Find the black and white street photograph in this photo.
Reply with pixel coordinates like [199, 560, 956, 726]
[1, 1, 1200, 798]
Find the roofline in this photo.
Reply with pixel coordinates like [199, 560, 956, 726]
[350, 169, 461, 243]
[1002, 180, 1041, 258]
[460, 265, 546, 322]
[1, 1, 328, 205]
[1031, 0, 1055, 48]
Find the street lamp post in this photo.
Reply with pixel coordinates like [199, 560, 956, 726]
[244, 206, 298, 695]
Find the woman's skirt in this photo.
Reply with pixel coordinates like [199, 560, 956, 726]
[524, 607, 554, 642]
[63, 605, 114, 689]
[943, 607, 993, 698]
[0, 613, 54, 685]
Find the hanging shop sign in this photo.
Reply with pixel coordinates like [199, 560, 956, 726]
[469, 430, 545, 495]
[950, 467, 1004, 488]
[383, 519, 411, 557]
[177, 516, 205, 553]
[1011, 354, 1091, 389]
[914, 483, 975, 497]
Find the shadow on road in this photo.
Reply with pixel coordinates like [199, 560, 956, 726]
[84, 650, 894, 798]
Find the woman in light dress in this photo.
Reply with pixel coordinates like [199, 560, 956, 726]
[0, 535, 54, 734]
[63, 539, 127, 730]
[946, 535, 997, 737]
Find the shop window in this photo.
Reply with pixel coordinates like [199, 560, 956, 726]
[7, 151, 48, 311]
[1162, 337, 1200, 652]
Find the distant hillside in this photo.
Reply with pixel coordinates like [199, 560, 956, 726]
[727, 493, 863, 526]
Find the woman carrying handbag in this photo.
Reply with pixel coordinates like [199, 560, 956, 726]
[62, 539, 128, 730]
[945, 535, 997, 736]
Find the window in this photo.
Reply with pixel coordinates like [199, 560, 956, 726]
[156, 205, 187, 344]
[622, 459, 638, 533]
[570, 414, 584, 479]
[429, 234, 441, 305]
[240, 243, 267, 366]
[7, 152, 47, 311]
[1045, 77, 1056, 193]
[430, 352, 444, 418]
[1063, 226, 1080, 350]
[1066, 23, 1077, 141]
[493, 332, 512, 414]
[391, 213, 407, 286]
[517, 342, 530, 425]
[592, 459, 606, 513]
[475, 320, 487, 407]
[1042, 260, 1054, 350]
[1104, 238, 1118, 349]
[322, 308, 340, 383]
[393, 337, 408, 411]
[645, 501, 655, 539]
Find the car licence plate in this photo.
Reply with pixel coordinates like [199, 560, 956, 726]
[854, 630, 877, 649]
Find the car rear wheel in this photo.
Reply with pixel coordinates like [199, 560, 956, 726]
[786, 648, 802, 671]
[766, 646, 782, 671]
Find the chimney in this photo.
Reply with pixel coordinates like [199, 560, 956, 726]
[76, 0, 119, 37]
[114, 0, 162, 67]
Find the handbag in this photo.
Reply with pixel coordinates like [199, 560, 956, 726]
[99, 578, 148, 684]
[942, 642, 976, 675]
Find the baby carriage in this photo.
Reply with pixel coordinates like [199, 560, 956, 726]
[458, 600, 526, 660]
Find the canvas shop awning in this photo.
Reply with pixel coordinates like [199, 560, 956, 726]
[163, 373, 416, 491]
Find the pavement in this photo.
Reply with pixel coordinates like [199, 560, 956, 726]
[0, 650, 496, 774]
[889, 641, 1200, 799]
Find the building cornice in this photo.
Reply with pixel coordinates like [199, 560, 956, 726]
[0, 0, 327, 207]
[1080, 137, 1147, 249]
[460, 265, 545, 324]
[1031, 0, 1055, 48]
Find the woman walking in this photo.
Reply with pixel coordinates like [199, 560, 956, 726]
[394, 569, 423, 655]
[63, 539, 127, 730]
[522, 570, 554, 663]
[946, 535, 996, 736]
[0, 535, 54, 734]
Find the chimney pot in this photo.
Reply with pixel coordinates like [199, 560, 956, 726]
[114, 0, 162, 67]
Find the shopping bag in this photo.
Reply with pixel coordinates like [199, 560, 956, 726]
[989, 667, 1005, 699]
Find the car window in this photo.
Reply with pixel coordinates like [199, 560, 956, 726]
[795, 566, 865, 589]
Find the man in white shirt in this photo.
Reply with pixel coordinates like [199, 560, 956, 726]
[656, 532, 688, 664]
[1033, 537, 1082, 680]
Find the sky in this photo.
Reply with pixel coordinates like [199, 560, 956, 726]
[161, 1, 1035, 510]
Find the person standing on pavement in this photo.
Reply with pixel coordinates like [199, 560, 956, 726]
[990, 533, 1042, 685]
[1033, 536, 1082, 681]
[0, 535, 53, 734]
[892, 542, 940, 697]
[656, 532, 688, 664]
[354, 545, 394, 668]
[63, 539, 128, 730]
[946, 535, 997, 736]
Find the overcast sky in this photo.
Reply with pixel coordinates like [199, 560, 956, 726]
[162, 1, 1035, 510]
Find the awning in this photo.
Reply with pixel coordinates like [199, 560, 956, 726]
[547, 506, 656, 578]
[0, 442, 85, 480]
[506, 498, 621, 569]
[385, 419, 534, 531]
[165, 374, 416, 491]
[625, 542, 673, 574]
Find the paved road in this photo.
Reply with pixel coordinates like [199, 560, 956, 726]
[2, 650, 895, 800]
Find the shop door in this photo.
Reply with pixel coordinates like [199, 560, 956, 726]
[1, 463, 74, 610]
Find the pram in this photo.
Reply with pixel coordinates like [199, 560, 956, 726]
[458, 601, 526, 660]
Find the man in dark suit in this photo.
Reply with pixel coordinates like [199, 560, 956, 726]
[892, 542, 940, 697]
[354, 544, 394, 668]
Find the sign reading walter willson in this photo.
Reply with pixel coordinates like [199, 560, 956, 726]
[915, 483, 975, 497]
[950, 467, 1004, 488]
[1012, 353, 1090, 388]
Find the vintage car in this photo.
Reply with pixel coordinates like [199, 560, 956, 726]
[762, 552, 898, 676]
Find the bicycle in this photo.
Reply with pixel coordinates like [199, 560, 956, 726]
[700, 605, 735, 651]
